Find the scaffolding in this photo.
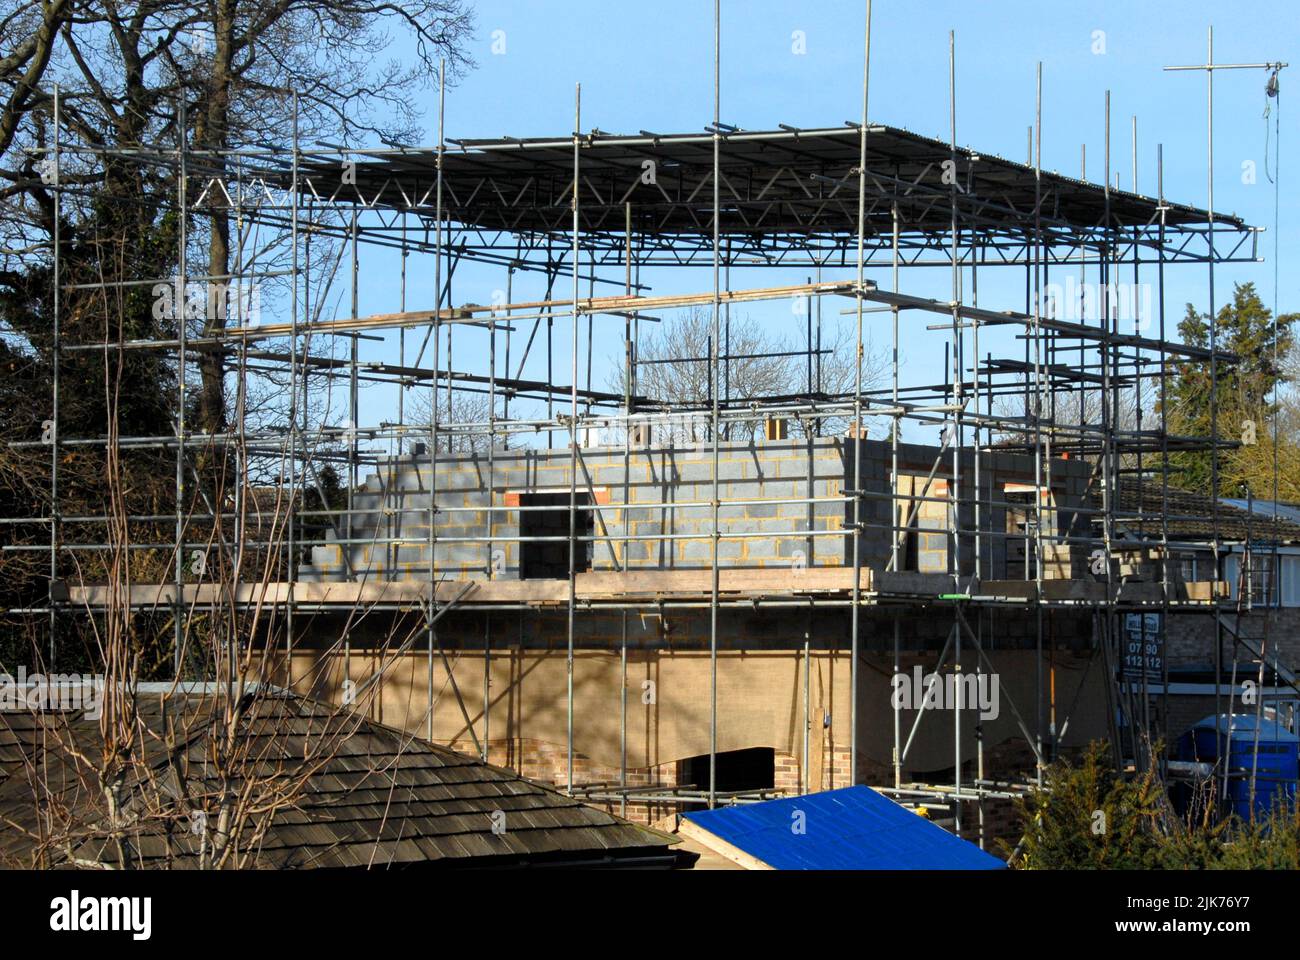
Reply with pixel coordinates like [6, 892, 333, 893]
[7, 5, 1296, 842]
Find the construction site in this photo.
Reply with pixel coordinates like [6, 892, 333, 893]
[1, 1, 1297, 874]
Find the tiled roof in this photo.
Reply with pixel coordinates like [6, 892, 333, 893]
[0, 690, 682, 869]
[1092, 479, 1300, 545]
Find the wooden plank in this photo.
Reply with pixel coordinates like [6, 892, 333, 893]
[979, 579, 1226, 603]
[452, 280, 856, 318]
[176, 281, 861, 348]
[575, 567, 872, 598]
[64, 569, 1228, 609]
[676, 818, 773, 871]
[873, 571, 972, 596]
[65, 566, 873, 609]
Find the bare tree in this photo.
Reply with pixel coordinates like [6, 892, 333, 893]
[0, 1, 476, 868]
[0, 0, 74, 164]
[0, 272, 437, 868]
[408, 386, 493, 454]
[610, 305, 885, 442]
[0, 0, 475, 623]
[1, 0, 475, 442]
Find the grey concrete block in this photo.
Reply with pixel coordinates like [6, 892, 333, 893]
[679, 539, 713, 561]
[394, 545, 430, 563]
[623, 507, 662, 523]
[429, 543, 488, 565]
[431, 467, 486, 491]
[717, 503, 746, 521]
[311, 545, 343, 566]
[673, 460, 715, 482]
[778, 538, 813, 558]
[716, 459, 751, 481]
[717, 538, 744, 560]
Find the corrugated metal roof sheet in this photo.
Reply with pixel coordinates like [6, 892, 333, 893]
[683, 786, 1005, 870]
[305, 125, 1244, 241]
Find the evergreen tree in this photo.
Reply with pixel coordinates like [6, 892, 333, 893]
[1164, 282, 1297, 497]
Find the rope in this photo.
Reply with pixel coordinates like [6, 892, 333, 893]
[1264, 68, 1279, 184]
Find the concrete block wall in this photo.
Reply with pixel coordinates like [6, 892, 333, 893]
[300, 436, 850, 581]
[297, 436, 1093, 583]
[848, 440, 1090, 579]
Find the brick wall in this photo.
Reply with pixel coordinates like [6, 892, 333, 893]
[443, 736, 683, 825]
[1167, 606, 1300, 675]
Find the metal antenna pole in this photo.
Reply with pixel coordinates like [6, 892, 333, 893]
[1164, 37, 1289, 749]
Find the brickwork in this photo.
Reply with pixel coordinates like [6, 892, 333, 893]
[1167, 606, 1300, 674]
[443, 736, 683, 825]
[774, 751, 803, 794]
[1165, 694, 1219, 743]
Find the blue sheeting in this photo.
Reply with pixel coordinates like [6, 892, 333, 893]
[684, 786, 1005, 870]
[1177, 714, 1299, 821]
[1219, 497, 1300, 527]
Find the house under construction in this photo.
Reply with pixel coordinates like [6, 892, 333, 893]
[17, 22, 1300, 849]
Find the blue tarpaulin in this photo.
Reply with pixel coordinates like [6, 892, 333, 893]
[1177, 714, 1299, 821]
[683, 786, 1005, 870]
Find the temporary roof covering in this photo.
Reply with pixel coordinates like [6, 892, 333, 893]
[1220, 498, 1300, 530]
[681, 785, 1005, 870]
[1189, 713, 1300, 742]
[300, 124, 1248, 242]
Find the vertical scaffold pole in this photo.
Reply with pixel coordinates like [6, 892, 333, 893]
[850, 0, 872, 790]
[948, 29, 963, 835]
[287, 93, 299, 686]
[428, 59, 445, 743]
[567, 82, 581, 794]
[1032, 61, 1047, 779]
[174, 93, 188, 678]
[1205, 28, 1224, 734]
[49, 85, 60, 670]
[1158, 142, 1172, 772]
[708, 0, 721, 808]
[890, 201, 901, 791]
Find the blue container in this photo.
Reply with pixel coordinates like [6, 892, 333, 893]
[1177, 714, 1299, 821]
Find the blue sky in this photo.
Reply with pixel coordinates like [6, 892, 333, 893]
[335, 1, 1296, 445]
